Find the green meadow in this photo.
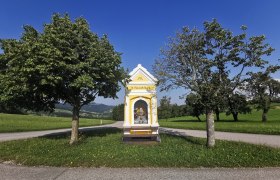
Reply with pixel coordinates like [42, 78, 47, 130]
[159, 108, 280, 135]
[0, 113, 114, 133]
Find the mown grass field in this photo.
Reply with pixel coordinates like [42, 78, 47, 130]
[159, 108, 280, 135]
[0, 128, 279, 167]
[0, 113, 114, 133]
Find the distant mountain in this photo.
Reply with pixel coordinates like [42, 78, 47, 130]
[55, 102, 114, 113]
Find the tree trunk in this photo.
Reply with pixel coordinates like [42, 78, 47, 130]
[206, 109, 215, 148]
[232, 112, 238, 122]
[215, 108, 220, 121]
[70, 105, 80, 145]
[262, 109, 268, 122]
[196, 115, 201, 121]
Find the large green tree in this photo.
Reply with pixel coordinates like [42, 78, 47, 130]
[153, 19, 275, 147]
[0, 14, 126, 144]
[153, 26, 217, 147]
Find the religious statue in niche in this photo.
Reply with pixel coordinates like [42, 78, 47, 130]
[134, 100, 148, 124]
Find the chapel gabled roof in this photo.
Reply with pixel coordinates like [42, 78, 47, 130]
[129, 64, 158, 84]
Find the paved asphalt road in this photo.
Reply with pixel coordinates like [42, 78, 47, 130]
[1, 121, 280, 179]
[1, 163, 280, 180]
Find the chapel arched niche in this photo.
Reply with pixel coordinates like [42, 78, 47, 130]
[133, 100, 148, 124]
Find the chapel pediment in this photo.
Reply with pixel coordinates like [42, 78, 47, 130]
[129, 64, 158, 85]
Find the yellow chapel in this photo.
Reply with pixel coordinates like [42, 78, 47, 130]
[123, 64, 160, 142]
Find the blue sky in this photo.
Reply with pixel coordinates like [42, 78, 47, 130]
[1, 0, 280, 105]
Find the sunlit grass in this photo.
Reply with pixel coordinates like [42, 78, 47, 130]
[0, 128, 279, 167]
[0, 113, 114, 133]
[160, 109, 280, 135]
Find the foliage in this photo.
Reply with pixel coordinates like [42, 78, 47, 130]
[158, 102, 186, 119]
[0, 14, 126, 144]
[158, 96, 172, 120]
[1, 128, 280, 167]
[212, 92, 227, 121]
[246, 67, 280, 122]
[185, 93, 204, 121]
[171, 104, 185, 117]
[226, 93, 251, 121]
[0, 104, 23, 114]
[153, 19, 276, 147]
[112, 104, 124, 121]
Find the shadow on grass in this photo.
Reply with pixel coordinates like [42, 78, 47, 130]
[40, 127, 205, 146]
[40, 127, 121, 140]
[173, 134, 205, 146]
[160, 129, 205, 146]
[215, 119, 269, 123]
[170, 119, 203, 123]
[179, 136, 206, 146]
[170, 119, 258, 123]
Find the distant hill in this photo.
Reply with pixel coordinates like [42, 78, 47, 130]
[55, 102, 114, 113]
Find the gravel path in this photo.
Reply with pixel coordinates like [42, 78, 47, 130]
[160, 127, 280, 148]
[0, 121, 123, 142]
[1, 163, 280, 180]
[0, 121, 279, 148]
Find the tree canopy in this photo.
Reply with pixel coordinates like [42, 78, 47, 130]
[153, 19, 277, 147]
[0, 14, 126, 144]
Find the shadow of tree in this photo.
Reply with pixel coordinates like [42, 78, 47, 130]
[215, 119, 263, 123]
[178, 135, 205, 146]
[170, 119, 256, 123]
[40, 126, 207, 146]
[171, 119, 203, 123]
[160, 129, 205, 146]
[39, 127, 121, 140]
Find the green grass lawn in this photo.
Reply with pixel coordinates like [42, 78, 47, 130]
[0, 128, 279, 167]
[0, 113, 114, 133]
[160, 109, 280, 135]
